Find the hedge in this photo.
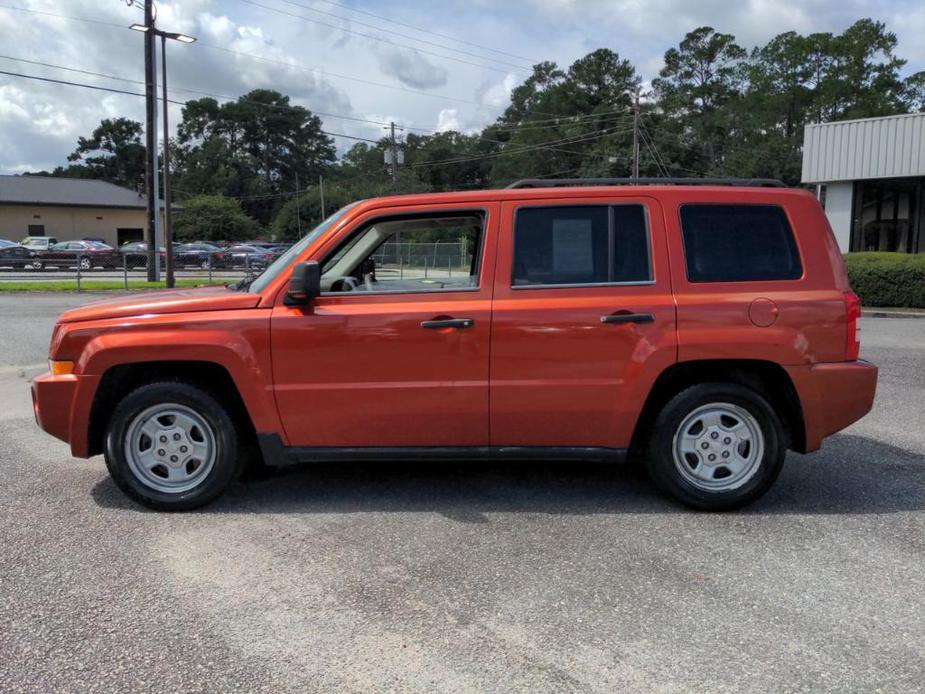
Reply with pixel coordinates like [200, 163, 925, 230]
[845, 252, 925, 308]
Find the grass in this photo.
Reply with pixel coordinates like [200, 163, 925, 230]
[0, 279, 226, 292]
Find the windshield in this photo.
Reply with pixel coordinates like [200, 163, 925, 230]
[246, 202, 360, 293]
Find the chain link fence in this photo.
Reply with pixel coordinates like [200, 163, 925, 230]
[371, 241, 470, 280]
[0, 250, 271, 289]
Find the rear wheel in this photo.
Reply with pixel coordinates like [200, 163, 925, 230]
[646, 383, 786, 511]
[31, 259, 43, 270]
[78, 257, 92, 271]
[104, 382, 244, 510]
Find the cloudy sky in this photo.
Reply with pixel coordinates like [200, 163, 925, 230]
[0, 0, 923, 174]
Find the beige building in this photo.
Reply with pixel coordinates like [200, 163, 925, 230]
[0, 175, 169, 247]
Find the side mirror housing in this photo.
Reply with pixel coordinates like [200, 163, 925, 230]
[285, 260, 321, 305]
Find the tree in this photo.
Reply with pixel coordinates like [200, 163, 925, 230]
[653, 27, 747, 174]
[273, 185, 357, 241]
[173, 90, 336, 225]
[172, 195, 260, 243]
[51, 118, 147, 189]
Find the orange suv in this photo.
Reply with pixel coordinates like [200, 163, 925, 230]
[32, 179, 878, 511]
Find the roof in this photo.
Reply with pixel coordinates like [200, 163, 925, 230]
[0, 175, 170, 209]
[801, 112, 925, 184]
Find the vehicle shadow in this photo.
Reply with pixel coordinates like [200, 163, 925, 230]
[91, 433, 925, 517]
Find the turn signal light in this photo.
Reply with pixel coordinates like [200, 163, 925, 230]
[49, 360, 75, 376]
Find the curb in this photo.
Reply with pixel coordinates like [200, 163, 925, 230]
[861, 309, 925, 319]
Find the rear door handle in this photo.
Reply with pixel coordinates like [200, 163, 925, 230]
[600, 313, 655, 325]
[421, 318, 474, 329]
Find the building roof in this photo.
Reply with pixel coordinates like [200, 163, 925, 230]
[0, 175, 168, 209]
[802, 112, 925, 184]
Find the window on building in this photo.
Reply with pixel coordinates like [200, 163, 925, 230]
[851, 179, 921, 253]
[680, 204, 803, 282]
[512, 205, 651, 287]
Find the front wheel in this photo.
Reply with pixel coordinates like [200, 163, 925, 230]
[646, 383, 786, 511]
[104, 382, 244, 510]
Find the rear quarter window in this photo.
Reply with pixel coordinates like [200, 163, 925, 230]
[679, 204, 802, 283]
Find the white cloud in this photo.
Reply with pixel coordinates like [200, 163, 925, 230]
[436, 108, 460, 132]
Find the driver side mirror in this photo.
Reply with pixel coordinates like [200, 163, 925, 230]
[285, 260, 321, 305]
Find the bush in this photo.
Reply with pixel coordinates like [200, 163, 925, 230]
[846, 252, 925, 308]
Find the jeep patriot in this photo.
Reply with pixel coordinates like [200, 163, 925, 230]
[32, 178, 878, 511]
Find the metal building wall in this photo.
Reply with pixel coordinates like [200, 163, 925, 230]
[802, 113, 925, 184]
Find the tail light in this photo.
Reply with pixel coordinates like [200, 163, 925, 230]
[844, 290, 861, 361]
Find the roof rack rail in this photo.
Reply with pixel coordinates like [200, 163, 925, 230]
[505, 177, 787, 189]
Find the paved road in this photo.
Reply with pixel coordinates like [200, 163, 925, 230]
[1, 293, 923, 692]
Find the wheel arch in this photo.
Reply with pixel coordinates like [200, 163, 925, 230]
[87, 360, 257, 458]
[630, 359, 807, 456]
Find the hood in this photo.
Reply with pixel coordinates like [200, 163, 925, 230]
[58, 286, 262, 324]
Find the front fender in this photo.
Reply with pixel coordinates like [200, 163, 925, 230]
[63, 309, 282, 441]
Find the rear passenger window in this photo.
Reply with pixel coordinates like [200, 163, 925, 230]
[680, 204, 802, 282]
[513, 205, 650, 286]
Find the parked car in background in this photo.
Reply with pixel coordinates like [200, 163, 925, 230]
[81, 237, 108, 245]
[119, 241, 166, 269]
[174, 243, 229, 269]
[224, 244, 275, 270]
[33, 240, 120, 270]
[0, 239, 36, 269]
[21, 236, 58, 251]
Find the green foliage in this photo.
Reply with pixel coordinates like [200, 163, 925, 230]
[173, 90, 336, 225]
[846, 253, 925, 308]
[273, 185, 357, 241]
[41, 117, 147, 189]
[173, 195, 260, 243]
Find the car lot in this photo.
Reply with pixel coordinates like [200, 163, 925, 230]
[1, 292, 923, 692]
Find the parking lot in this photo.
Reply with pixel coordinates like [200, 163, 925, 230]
[1, 292, 923, 692]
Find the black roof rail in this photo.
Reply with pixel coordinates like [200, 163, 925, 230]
[505, 177, 788, 189]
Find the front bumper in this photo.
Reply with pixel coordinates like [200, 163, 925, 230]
[787, 359, 878, 452]
[31, 371, 99, 457]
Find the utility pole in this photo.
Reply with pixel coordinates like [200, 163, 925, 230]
[295, 171, 301, 235]
[631, 90, 640, 179]
[389, 121, 399, 184]
[319, 175, 325, 218]
[160, 32, 175, 288]
[143, 0, 159, 281]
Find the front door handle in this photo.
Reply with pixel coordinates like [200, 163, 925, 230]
[600, 312, 655, 325]
[421, 318, 474, 330]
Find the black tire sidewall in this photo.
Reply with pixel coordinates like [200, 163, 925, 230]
[647, 383, 786, 511]
[104, 382, 242, 511]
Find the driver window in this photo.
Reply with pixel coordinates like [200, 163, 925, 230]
[320, 212, 483, 294]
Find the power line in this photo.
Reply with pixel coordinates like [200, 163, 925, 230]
[0, 53, 637, 150]
[238, 0, 515, 74]
[0, 2, 500, 110]
[0, 68, 386, 145]
[405, 125, 635, 168]
[254, 0, 532, 72]
[307, 0, 536, 63]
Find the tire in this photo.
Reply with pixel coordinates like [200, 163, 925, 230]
[31, 260, 43, 271]
[78, 257, 91, 271]
[645, 383, 786, 511]
[104, 382, 244, 511]
[200, 259, 211, 270]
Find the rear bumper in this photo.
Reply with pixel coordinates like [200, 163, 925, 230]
[31, 371, 99, 458]
[787, 360, 878, 452]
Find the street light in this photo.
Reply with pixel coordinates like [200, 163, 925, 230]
[130, 22, 196, 287]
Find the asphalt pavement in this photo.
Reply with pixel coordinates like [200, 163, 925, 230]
[1, 292, 923, 693]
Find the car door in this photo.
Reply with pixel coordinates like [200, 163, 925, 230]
[271, 202, 499, 448]
[44, 242, 71, 267]
[489, 197, 677, 450]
